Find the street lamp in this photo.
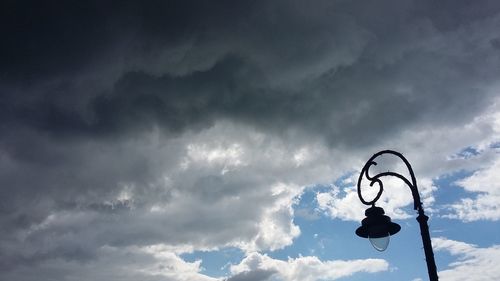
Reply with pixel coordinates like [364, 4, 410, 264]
[355, 150, 438, 281]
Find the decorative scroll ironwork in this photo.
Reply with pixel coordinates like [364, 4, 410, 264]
[357, 149, 422, 211]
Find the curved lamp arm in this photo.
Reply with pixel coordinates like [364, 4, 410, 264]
[357, 150, 422, 211]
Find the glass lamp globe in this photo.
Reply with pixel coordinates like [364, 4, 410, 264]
[369, 234, 390, 251]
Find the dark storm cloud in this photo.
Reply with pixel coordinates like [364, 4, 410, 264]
[0, 0, 253, 79]
[1, 0, 500, 280]
[2, 0, 500, 144]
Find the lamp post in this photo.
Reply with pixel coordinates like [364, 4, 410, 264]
[355, 150, 438, 281]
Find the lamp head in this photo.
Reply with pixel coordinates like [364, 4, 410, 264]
[355, 206, 401, 251]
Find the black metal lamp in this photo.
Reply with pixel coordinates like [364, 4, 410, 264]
[355, 150, 438, 281]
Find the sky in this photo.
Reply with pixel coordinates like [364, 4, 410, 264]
[1, 1, 500, 280]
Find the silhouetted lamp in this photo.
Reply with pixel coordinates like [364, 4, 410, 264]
[355, 206, 400, 251]
[355, 150, 438, 281]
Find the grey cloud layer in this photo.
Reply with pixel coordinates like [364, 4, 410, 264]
[1, 0, 500, 280]
[2, 1, 499, 142]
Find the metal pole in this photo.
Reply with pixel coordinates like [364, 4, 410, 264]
[417, 209, 439, 281]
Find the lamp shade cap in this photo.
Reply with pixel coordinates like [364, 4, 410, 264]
[356, 206, 401, 238]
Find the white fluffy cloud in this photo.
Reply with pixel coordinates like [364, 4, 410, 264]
[433, 237, 500, 281]
[445, 155, 500, 221]
[435, 106, 500, 221]
[228, 252, 388, 281]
